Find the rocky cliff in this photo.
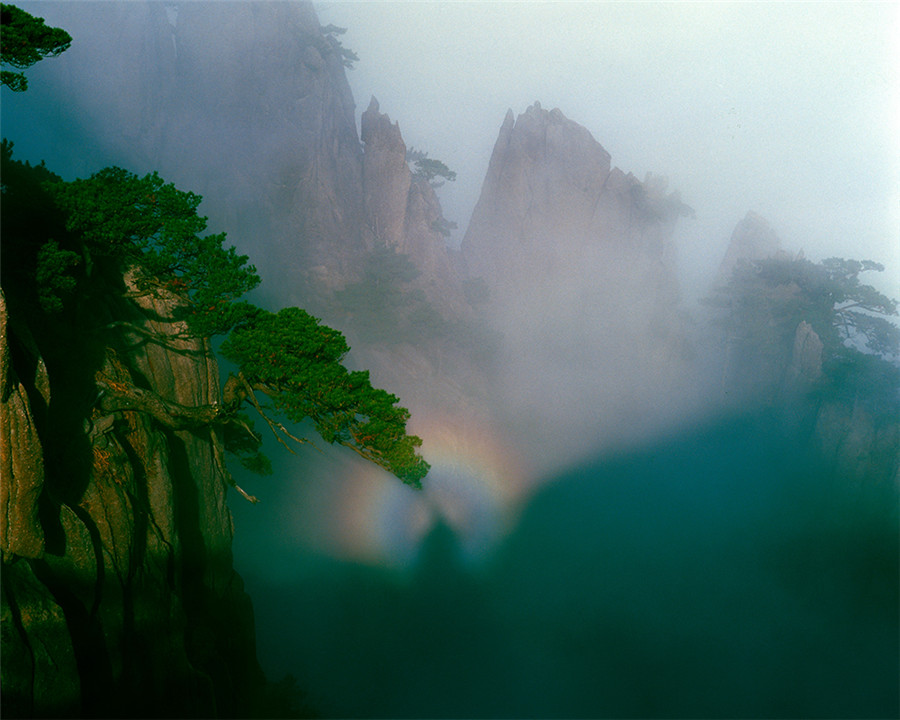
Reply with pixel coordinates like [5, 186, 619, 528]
[711, 212, 900, 485]
[0, 263, 264, 716]
[461, 102, 696, 468]
[17, 1, 474, 320]
[4, 0, 494, 613]
[715, 210, 786, 283]
[328, 97, 496, 478]
[359, 97, 468, 317]
[14, 0, 367, 305]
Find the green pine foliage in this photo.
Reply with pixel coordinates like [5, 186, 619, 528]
[320, 23, 358, 69]
[414, 157, 456, 187]
[222, 412, 273, 476]
[406, 147, 457, 189]
[0, 3, 71, 91]
[1, 142, 429, 489]
[717, 256, 899, 358]
[708, 254, 900, 421]
[49, 166, 262, 336]
[51, 167, 208, 258]
[0, 140, 77, 312]
[35, 239, 80, 312]
[221, 307, 429, 487]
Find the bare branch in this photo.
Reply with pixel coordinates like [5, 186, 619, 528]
[232, 483, 260, 504]
[102, 321, 204, 354]
[233, 414, 261, 443]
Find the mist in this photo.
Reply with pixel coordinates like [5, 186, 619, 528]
[2, 2, 898, 717]
[316, 1, 900, 299]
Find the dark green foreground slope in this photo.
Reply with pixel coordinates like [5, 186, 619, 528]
[246, 410, 898, 718]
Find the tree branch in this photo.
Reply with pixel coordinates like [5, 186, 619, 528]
[339, 440, 390, 474]
[208, 427, 259, 504]
[237, 372, 321, 455]
[98, 375, 267, 503]
[102, 321, 204, 353]
[97, 378, 220, 430]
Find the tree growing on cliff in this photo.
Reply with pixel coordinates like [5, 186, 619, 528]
[16, 157, 430, 490]
[407, 147, 457, 188]
[0, 3, 71, 91]
[706, 254, 900, 418]
[710, 255, 899, 358]
[321, 23, 359, 69]
[51, 166, 262, 337]
[220, 307, 427, 482]
[414, 158, 456, 187]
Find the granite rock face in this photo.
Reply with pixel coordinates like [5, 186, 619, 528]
[0, 292, 47, 561]
[461, 103, 694, 466]
[463, 103, 613, 283]
[18, 1, 477, 320]
[16, 0, 367, 304]
[5, 0, 488, 622]
[0, 269, 264, 717]
[360, 97, 468, 316]
[787, 320, 824, 388]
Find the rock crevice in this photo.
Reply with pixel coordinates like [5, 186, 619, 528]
[0, 268, 264, 717]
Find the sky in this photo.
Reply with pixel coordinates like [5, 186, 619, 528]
[316, 0, 900, 298]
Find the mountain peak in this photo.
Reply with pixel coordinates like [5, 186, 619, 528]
[717, 210, 783, 282]
[461, 106, 691, 467]
[361, 96, 405, 150]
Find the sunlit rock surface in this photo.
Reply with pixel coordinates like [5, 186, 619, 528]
[0, 291, 46, 560]
[360, 97, 468, 316]
[0, 270, 264, 717]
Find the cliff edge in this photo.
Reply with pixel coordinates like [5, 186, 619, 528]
[1, 261, 264, 716]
